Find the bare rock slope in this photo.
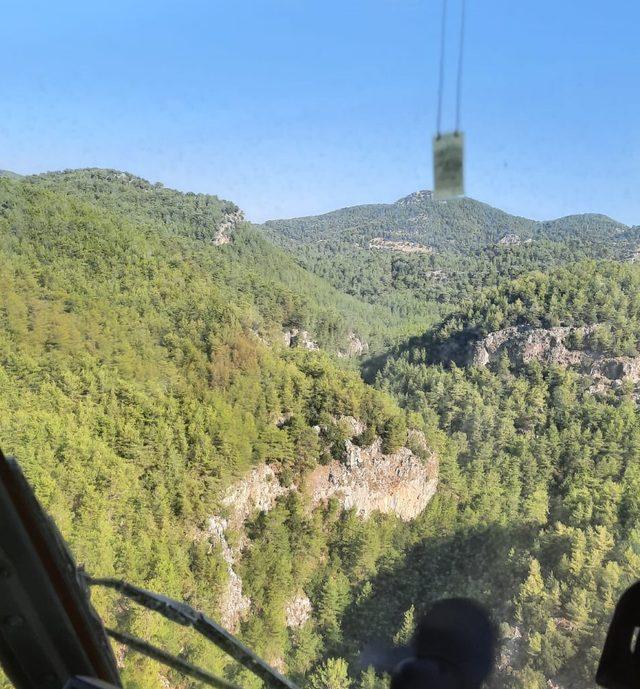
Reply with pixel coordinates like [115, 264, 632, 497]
[308, 435, 437, 521]
[204, 420, 438, 630]
[470, 324, 640, 394]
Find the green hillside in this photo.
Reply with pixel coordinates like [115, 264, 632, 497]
[378, 261, 640, 371]
[264, 192, 630, 251]
[261, 193, 640, 337]
[369, 262, 640, 689]
[1, 172, 640, 689]
[0, 172, 423, 689]
[21, 169, 407, 352]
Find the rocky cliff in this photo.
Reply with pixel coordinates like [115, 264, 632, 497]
[213, 209, 244, 245]
[369, 237, 434, 254]
[204, 419, 438, 630]
[282, 328, 319, 351]
[307, 435, 437, 521]
[206, 515, 251, 630]
[337, 332, 369, 358]
[469, 324, 640, 395]
[470, 325, 590, 368]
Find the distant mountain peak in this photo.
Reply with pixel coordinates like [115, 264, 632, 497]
[396, 190, 433, 206]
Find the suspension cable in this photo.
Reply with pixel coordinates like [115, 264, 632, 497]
[86, 575, 299, 689]
[436, 0, 467, 135]
[436, 0, 448, 136]
[455, 0, 467, 133]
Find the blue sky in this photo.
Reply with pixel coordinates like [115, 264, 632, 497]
[1, 0, 639, 224]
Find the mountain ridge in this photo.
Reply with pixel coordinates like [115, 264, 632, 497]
[0, 167, 434, 685]
[3, 167, 414, 351]
[271, 190, 626, 229]
[263, 191, 630, 249]
[259, 189, 639, 343]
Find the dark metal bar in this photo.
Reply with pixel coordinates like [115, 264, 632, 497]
[105, 629, 243, 689]
[0, 452, 121, 689]
[88, 577, 300, 689]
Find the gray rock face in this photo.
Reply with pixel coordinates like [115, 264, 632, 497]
[369, 237, 434, 254]
[219, 425, 437, 525]
[206, 516, 251, 632]
[470, 324, 640, 395]
[222, 464, 292, 531]
[337, 333, 369, 358]
[339, 415, 367, 438]
[498, 233, 522, 245]
[282, 328, 319, 351]
[205, 420, 438, 629]
[285, 595, 313, 628]
[204, 465, 292, 630]
[470, 325, 590, 368]
[213, 209, 244, 245]
[424, 269, 448, 282]
[307, 436, 438, 521]
[396, 190, 434, 206]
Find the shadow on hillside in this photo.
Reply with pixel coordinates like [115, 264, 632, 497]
[340, 521, 536, 661]
[360, 350, 394, 384]
[360, 327, 487, 383]
[360, 332, 433, 384]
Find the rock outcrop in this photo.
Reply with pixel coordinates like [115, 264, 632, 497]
[206, 516, 251, 631]
[204, 419, 438, 627]
[217, 424, 437, 525]
[497, 233, 532, 246]
[221, 463, 292, 531]
[337, 333, 369, 358]
[498, 233, 522, 246]
[370, 237, 434, 254]
[469, 324, 640, 395]
[470, 325, 590, 368]
[205, 463, 293, 630]
[213, 209, 244, 245]
[283, 328, 319, 351]
[424, 269, 447, 282]
[396, 190, 434, 206]
[307, 437, 437, 521]
[285, 594, 313, 628]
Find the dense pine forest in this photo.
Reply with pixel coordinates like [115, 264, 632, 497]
[1, 169, 640, 689]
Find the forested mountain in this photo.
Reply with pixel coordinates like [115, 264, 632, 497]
[1, 171, 639, 689]
[370, 261, 640, 689]
[13, 169, 409, 352]
[264, 191, 631, 252]
[373, 261, 640, 375]
[261, 193, 640, 339]
[0, 171, 429, 689]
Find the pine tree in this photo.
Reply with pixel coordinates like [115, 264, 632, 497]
[309, 658, 352, 689]
[393, 605, 416, 645]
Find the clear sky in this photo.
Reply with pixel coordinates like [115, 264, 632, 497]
[1, 0, 639, 224]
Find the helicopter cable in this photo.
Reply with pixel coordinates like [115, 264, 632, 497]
[85, 575, 299, 689]
[436, 0, 448, 137]
[455, 0, 467, 133]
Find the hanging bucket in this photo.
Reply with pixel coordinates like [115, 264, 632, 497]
[433, 131, 464, 200]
